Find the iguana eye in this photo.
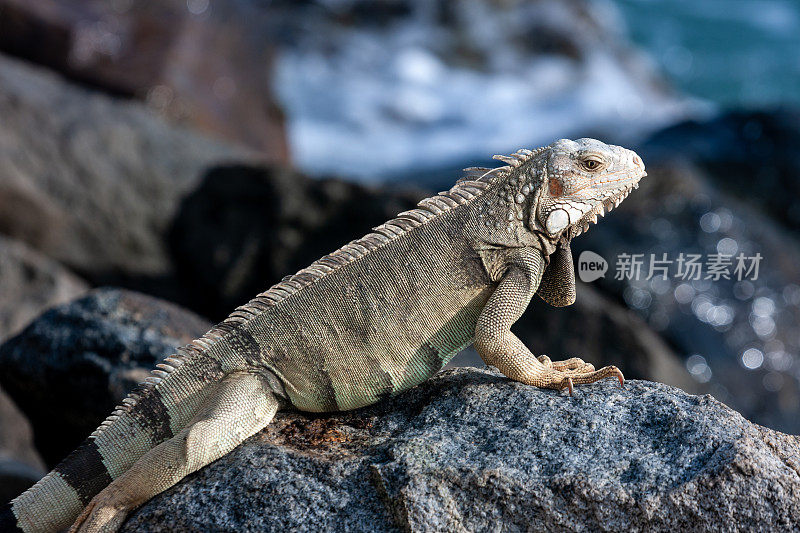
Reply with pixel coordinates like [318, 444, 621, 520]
[581, 158, 602, 171]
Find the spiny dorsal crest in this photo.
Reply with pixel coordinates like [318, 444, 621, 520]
[493, 146, 546, 169]
[459, 146, 546, 184]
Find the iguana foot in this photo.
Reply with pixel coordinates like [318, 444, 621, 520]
[69, 495, 130, 533]
[556, 364, 625, 395]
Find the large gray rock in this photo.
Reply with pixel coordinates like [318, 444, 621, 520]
[0, 234, 88, 343]
[0, 288, 212, 466]
[0, 53, 249, 282]
[123, 368, 800, 532]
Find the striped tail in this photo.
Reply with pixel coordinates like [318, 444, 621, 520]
[5, 438, 114, 532]
[2, 502, 24, 532]
[4, 269, 286, 531]
[5, 326, 237, 532]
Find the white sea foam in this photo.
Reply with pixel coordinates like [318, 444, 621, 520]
[273, 0, 702, 181]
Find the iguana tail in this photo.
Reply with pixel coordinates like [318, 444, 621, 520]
[4, 437, 118, 532]
[2, 502, 22, 532]
[4, 324, 242, 532]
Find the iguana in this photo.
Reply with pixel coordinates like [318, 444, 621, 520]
[2, 138, 646, 532]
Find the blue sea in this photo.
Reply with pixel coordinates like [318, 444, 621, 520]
[615, 0, 800, 109]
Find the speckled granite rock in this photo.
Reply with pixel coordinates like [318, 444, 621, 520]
[0, 288, 211, 466]
[124, 368, 800, 532]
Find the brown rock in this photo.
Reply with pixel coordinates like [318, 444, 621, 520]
[0, 0, 288, 161]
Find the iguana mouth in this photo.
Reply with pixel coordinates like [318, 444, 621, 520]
[570, 182, 640, 237]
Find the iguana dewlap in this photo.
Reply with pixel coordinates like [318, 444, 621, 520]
[2, 138, 646, 532]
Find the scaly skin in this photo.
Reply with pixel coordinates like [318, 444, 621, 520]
[1, 138, 646, 532]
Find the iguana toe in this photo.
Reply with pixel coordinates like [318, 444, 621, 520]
[70, 497, 129, 533]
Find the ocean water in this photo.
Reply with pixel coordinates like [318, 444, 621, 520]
[272, 0, 797, 181]
[615, 0, 800, 108]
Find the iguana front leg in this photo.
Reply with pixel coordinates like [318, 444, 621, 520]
[474, 248, 623, 393]
[70, 372, 280, 533]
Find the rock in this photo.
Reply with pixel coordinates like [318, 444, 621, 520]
[0, 386, 45, 503]
[643, 108, 800, 232]
[574, 160, 800, 434]
[123, 367, 800, 532]
[168, 164, 425, 319]
[0, 288, 212, 467]
[0, 235, 89, 343]
[0, 53, 249, 285]
[0, 0, 289, 161]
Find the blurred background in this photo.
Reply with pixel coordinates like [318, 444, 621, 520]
[1, 0, 800, 499]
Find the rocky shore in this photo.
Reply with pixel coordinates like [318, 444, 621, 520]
[1, 0, 799, 530]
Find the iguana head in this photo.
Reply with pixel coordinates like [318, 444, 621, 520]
[468, 138, 646, 307]
[532, 138, 646, 240]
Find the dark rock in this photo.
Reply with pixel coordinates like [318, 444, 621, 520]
[0, 0, 289, 161]
[0, 288, 212, 466]
[643, 108, 800, 232]
[450, 282, 698, 392]
[0, 386, 45, 503]
[575, 160, 800, 434]
[123, 368, 800, 532]
[0, 235, 88, 343]
[168, 164, 425, 319]
[0, 53, 248, 287]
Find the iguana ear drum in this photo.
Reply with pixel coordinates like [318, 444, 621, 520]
[545, 209, 569, 235]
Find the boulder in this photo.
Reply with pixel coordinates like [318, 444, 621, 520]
[0, 288, 212, 466]
[0, 386, 45, 503]
[0, 53, 249, 284]
[512, 281, 698, 392]
[0, 235, 88, 343]
[0, 0, 289, 160]
[123, 368, 800, 532]
[168, 164, 425, 319]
